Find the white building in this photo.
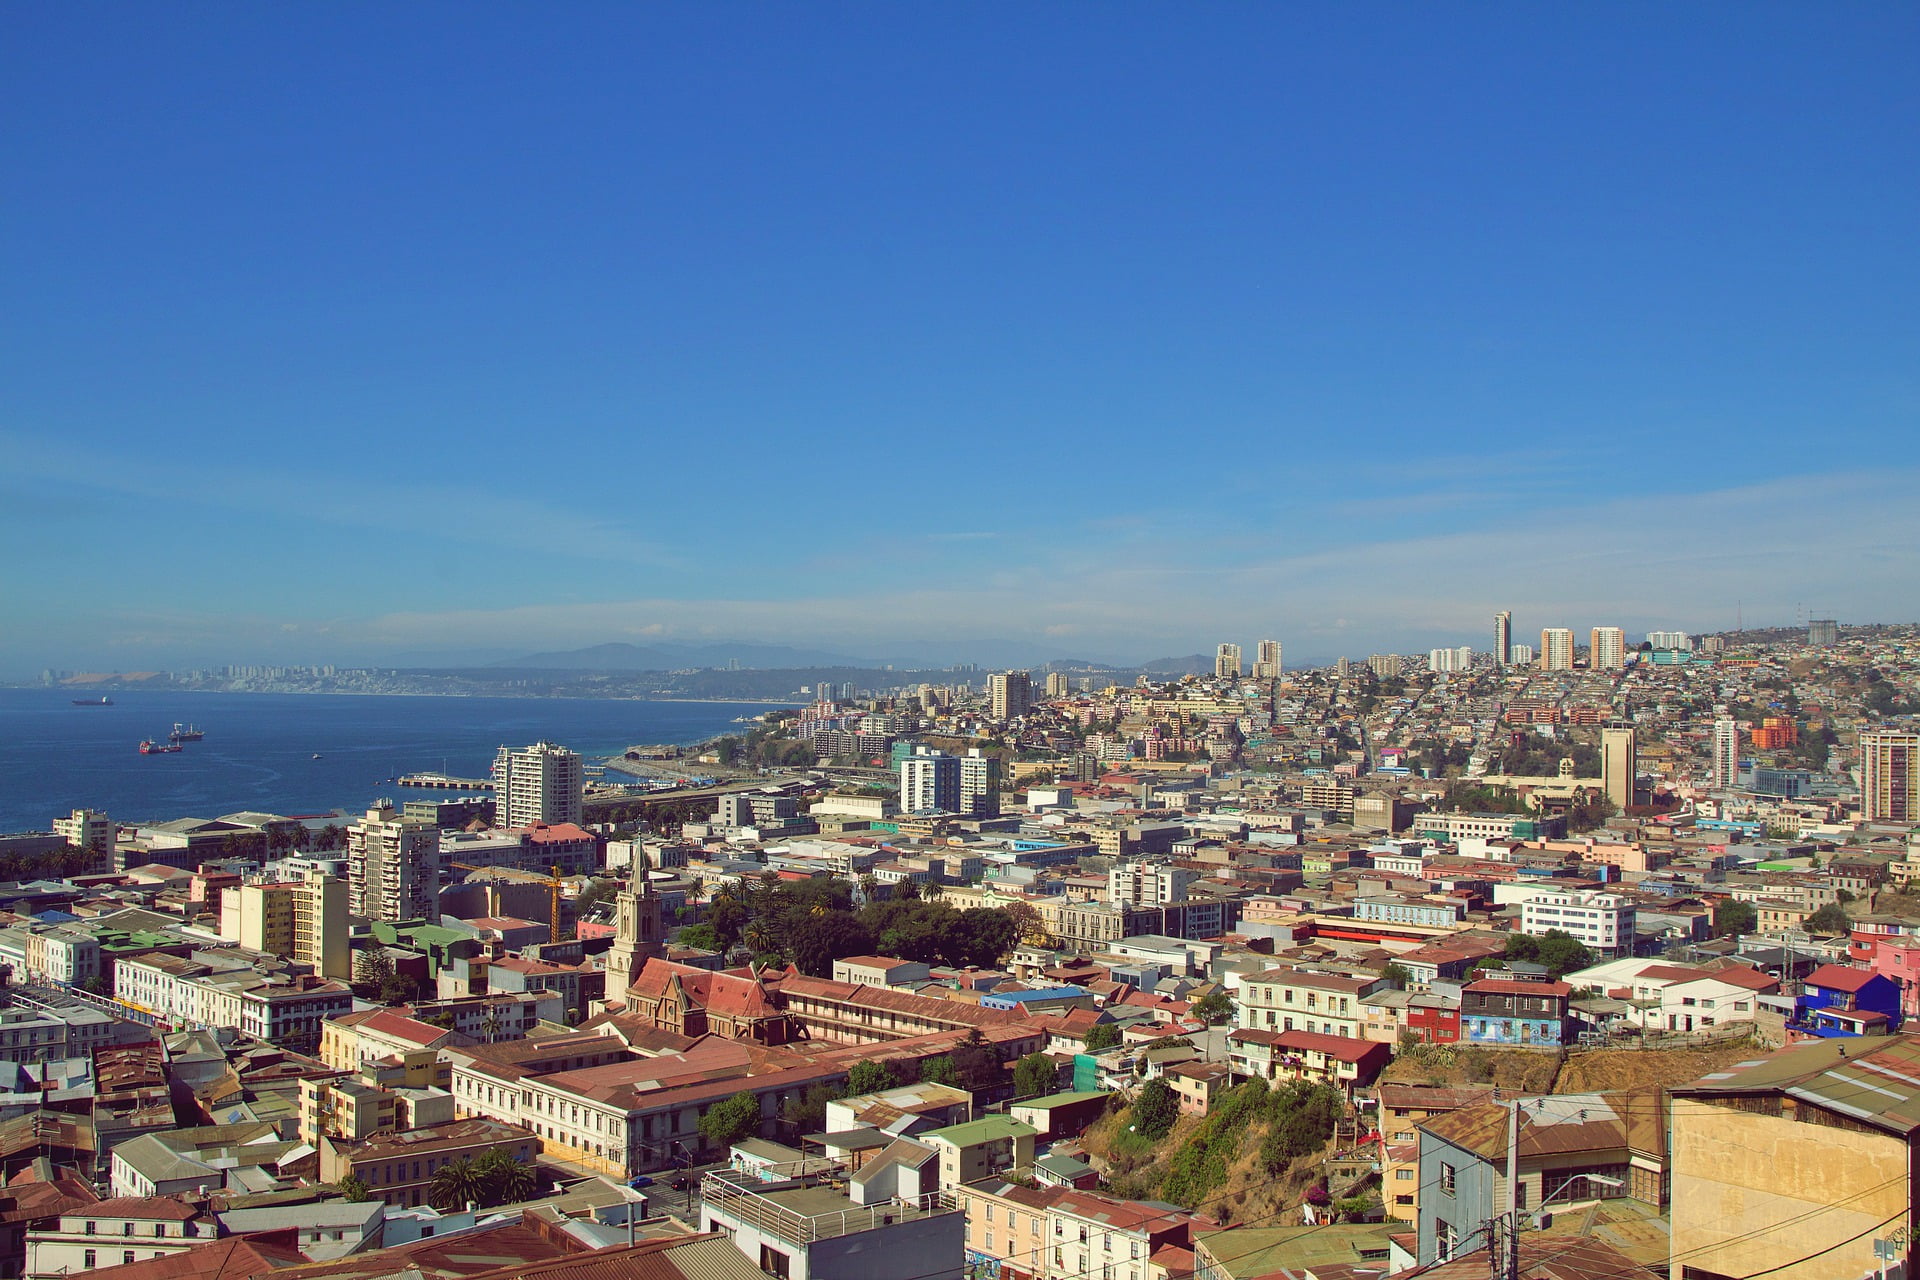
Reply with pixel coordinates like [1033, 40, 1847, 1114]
[958, 749, 1002, 817]
[1712, 718, 1742, 790]
[347, 803, 443, 922]
[1520, 888, 1636, 958]
[1253, 639, 1283, 679]
[52, 809, 114, 857]
[901, 747, 961, 814]
[492, 741, 584, 827]
[1590, 627, 1626, 670]
[25, 1200, 212, 1278]
[1646, 630, 1692, 652]
[1427, 646, 1473, 674]
[1107, 861, 1195, 909]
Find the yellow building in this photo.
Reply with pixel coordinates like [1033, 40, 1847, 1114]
[1669, 1035, 1919, 1280]
[220, 868, 350, 979]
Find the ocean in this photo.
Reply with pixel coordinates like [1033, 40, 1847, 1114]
[0, 689, 795, 833]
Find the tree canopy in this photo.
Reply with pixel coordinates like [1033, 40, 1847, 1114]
[698, 1092, 763, 1148]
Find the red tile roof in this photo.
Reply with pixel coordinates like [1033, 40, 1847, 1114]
[1271, 1030, 1391, 1064]
[80, 1231, 308, 1280]
[1806, 963, 1877, 993]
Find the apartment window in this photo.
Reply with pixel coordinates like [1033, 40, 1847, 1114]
[84, 1250, 96, 1269]
[154, 1225, 165, 1237]
[123, 1224, 134, 1237]
[1436, 1220, 1455, 1262]
[124, 1253, 136, 1267]
[1441, 1162, 1456, 1194]
[85, 1222, 97, 1236]
[1395, 1168, 1413, 1181]
[985, 1232, 995, 1252]
[985, 1204, 994, 1222]
[758, 1246, 790, 1280]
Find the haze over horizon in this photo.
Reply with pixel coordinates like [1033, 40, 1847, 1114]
[4, 6, 1917, 679]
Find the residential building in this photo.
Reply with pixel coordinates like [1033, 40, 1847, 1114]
[901, 747, 962, 814]
[1458, 969, 1570, 1046]
[1044, 1188, 1198, 1280]
[491, 741, 583, 827]
[956, 1179, 1064, 1280]
[319, 1117, 537, 1210]
[1509, 643, 1534, 665]
[51, 810, 113, 858]
[1214, 643, 1242, 678]
[1415, 1093, 1635, 1267]
[1235, 968, 1383, 1040]
[1538, 629, 1574, 671]
[1427, 646, 1472, 675]
[1044, 672, 1071, 698]
[219, 867, 350, 980]
[1253, 640, 1282, 680]
[1519, 888, 1635, 958]
[958, 749, 1003, 818]
[1600, 724, 1636, 812]
[989, 671, 1033, 722]
[24, 1199, 212, 1279]
[1713, 718, 1742, 789]
[1493, 612, 1511, 666]
[347, 803, 443, 923]
[1589, 626, 1626, 670]
[1108, 861, 1195, 910]
[1807, 618, 1840, 646]
[701, 1168, 962, 1280]
[1646, 630, 1692, 651]
[1670, 1037, 1920, 1280]
[1862, 730, 1920, 823]
[922, 1116, 1037, 1187]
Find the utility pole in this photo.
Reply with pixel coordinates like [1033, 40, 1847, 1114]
[1505, 1098, 1521, 1280]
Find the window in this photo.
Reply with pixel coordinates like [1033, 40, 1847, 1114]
[1441, 1162, 1456, 1194]
[154, 1225, 165, 1237]
[758, 1245, 790, 1280]
[985, 1232, 994, 1252]
[1395, 1168, 1414, 1181]
[1436, 1220, 1455, 1262]
[85, 1222, 97, 1236]
[986, 1204, 994, 1222]
[123, 1224, 134, 1237]
[1395, 1194, 1413, 1206]
[124, 1253, 136, 1266]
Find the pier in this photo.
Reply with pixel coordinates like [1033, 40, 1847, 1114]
[396, 772, 495, 790]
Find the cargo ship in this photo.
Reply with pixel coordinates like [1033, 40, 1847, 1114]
[72, 696, 113, 706]
[138, 739, 183, 754]
[168, 723, 205, 742]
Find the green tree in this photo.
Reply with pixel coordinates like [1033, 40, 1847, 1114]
[334, 1175, 372, 1202]
[1808, 903, 1852, 933]
[846, 1059, 896, 1096]
[1131, 1079, 1178, 1139]
[1713, 900, 1759, 937]
[428, 1157, 485, 1211]
[788, 913, 877, 978]
[1531, 931, 1593, 979]
[919, 1055, 959, 1087]
[676, 923, 724, 953]
[1083, 1022, 1122, 1052]
[476, 1146, 539, 1204]
[353, 949, 395, 998]
[1381, 964, 1412, 991]
[782, 1082, 840, 1135]
[952, 1027, 1004, 1092]
[698, 1092, 764, 1149]
[1012, 1052, 1058, 1099]
[1191, 989, 1233, 1025]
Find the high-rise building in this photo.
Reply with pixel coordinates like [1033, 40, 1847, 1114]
[1044, 671, 1072, 699]
[1510, 643, 1535, 665]
[52, 808, 114, 858]
[1712, 719, 1742, 789]
[1861, 730, 1920, 823]
[958, 748, 1002, 817]
[492, 741, 583, 827]
[1253, 640, 1283, 679]
[1108, 861, 1196, 909]
[1428, 646, 1473, 674]
[346, 803, 443, 922]
[1336, 657, 1352, 677]
[1808, 619, 1840, 647]
[1493, 611, 1512, 666]
[900, 746, 962, 814]
[1601, 724, 1637, 812]
[1367, 654, 1404, 678]
[222, 868, 350, 979]
[1646, 631, 1692, 652]
[1590, 627, 1627, 671]
[1215, 644, 1243, 678]
[987, 671, 1032, 722]
[1539, 629, 1576, 671]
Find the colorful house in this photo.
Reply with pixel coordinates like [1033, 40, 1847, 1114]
[1792, 964, 1903, 1038]
[1459, 969, 1571, 1046]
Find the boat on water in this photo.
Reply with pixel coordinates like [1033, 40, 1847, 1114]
[312, 753, 323, 760]
[138, 739, 182, 754]
[72, 696, 113, 706]
[168, 722, 205, 742]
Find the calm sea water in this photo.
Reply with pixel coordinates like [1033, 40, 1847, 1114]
[0, 689, 794, 832]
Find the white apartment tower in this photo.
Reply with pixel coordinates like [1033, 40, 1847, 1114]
[52, 809, 114, 857]
[1044, 671, 1072, 699]
[1494, 611, 1512, 665]
[1712, 718, 1742, 790]
[987, 671, 1032, 722]
[1428, 646, 1473, 674]
[901, 747, 962, 814]
[346, 803, 443, 922]
[1108, 861, 1197, 909]
[492, 741, 584, 827]
[1539, 628, 1576, 671]
[1253, 640, 1283, 679]
[958, 748, 1002, 817]
[1590, 627, 1627, 671]
[1215, 643, 1243, 678]
[1861, 730, 1920, 823]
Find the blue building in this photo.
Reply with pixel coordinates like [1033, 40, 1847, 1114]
[1460, 965, 1571, 1046]
[1793, 964, 1903, 1037]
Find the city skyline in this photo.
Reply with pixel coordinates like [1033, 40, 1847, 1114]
[4, 7, 1917, 674]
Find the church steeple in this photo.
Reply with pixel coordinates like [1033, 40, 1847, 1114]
[606, 844, 665, 1006]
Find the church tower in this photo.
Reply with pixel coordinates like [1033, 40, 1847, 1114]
[606, 847, 665, 1006]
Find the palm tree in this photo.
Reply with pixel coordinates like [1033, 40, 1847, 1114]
[476, 1146, 539, 1205]
[427, 1157, 483, 1211]
[479, 1009, 503, 1042]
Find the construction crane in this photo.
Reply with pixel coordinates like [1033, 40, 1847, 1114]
[449, 861, 568, 942]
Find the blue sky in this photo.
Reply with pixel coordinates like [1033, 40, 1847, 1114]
[3, 4, 1917, 674]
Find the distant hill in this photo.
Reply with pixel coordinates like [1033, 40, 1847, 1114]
[1140, 654, 1211, 675]
[493, 641, 879, 671]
